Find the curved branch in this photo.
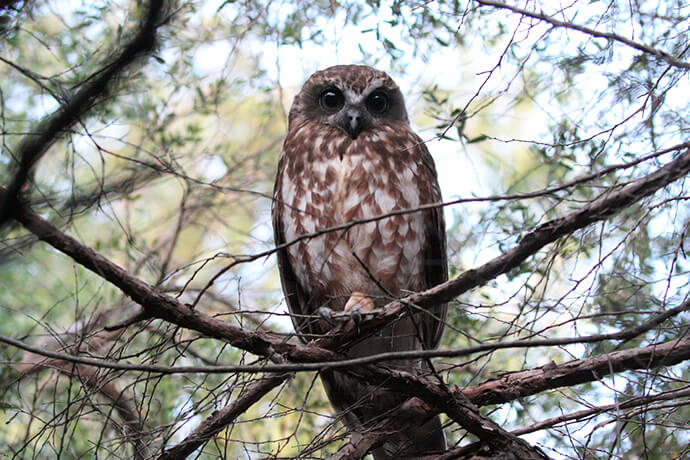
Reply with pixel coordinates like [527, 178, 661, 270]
[3, 147, 690, 369]
[0, 0, 169, 228]
[474, 0, 690, 69]
[429, 386, 690, 460]
[5, 146, 690, 459]
[3, 295, 688, 375]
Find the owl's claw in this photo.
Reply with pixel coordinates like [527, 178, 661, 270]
[349, 305, 362, 334]
[318, 307, 336, 326]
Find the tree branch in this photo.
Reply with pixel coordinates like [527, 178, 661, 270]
[15, 357, 147, 458]
[428, 386, 690, 460]
[5, 145, 690, 458]
[0, 0, 168, 228]
[462, 336, 690, 406]
[156, 374, 288, 460]
[4, 193, 549, 457]
[513, 386, 690, 436]
[474, 0, 690, 69]
[5, 189, 300, 359]
[3, 147, 689, 370]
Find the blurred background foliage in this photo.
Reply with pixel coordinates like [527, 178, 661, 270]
[0, 0, 689, 458]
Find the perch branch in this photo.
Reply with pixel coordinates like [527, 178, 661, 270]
[462, 336, 690, 406]
[5, 146, 690, 458]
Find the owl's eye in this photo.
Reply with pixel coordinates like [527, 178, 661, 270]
[365, 91, 389, 114]
[319, 88, 345, 111]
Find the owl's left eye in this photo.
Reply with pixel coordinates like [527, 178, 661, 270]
[319, 88, 345, 111]
[365, 91, 389, 114]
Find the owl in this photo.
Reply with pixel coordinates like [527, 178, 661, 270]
[272, 65, 447, 458]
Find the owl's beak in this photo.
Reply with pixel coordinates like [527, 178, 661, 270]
[338, 107, 368, 139]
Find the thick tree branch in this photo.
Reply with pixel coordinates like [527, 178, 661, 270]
[328, 336, 690, 460]
[5, 191, 301, 359]
[3, 193, 549, 457]
[429, 386, 690, 460]
[345, 366, 549, 459]
[0, 0, 168, 228]
[3, 147, 690, 366]
[5, 330, 689, 400]
[462, 336, 690, 406]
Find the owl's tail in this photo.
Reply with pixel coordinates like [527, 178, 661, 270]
[372, 414, 446, 460]
[322, 370, 446, 459]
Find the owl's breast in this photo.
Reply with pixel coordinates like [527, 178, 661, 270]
[277, 124, 433, 307]
[334, 140, 428, 295]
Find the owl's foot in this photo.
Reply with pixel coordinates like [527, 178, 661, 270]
[317, 307, 336, 326]
[344, 291, 375, 314]
[344, 291, 374, 334]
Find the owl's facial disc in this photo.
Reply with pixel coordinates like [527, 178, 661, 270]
[318, 87, 369, 139]
[288, 66, 410, 136]
[320, 87, 395, 139]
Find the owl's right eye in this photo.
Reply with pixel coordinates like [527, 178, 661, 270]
[319, 88, 345, 111]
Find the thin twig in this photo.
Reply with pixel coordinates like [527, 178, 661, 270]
[475, 0, 690, 69]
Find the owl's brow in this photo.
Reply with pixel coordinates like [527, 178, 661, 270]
[342, 88, 364, 104]
[368, 77, 390, 89]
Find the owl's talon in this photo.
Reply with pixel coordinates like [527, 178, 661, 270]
[349, 305, 362, 334]
[318, 307, 336, 325]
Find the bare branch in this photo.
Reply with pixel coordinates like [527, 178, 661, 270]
[4, 295, 688, 375]
[4, 145, 690, 459]
[463, 336, 690, 406]
[15, 357, 147, 458]
[4, 189, 296, 359]
[2, 147, 689, 367]
[513, 387, 690, 436]
[156, 374, 288, 460]
[0, 0, 169, 228]
[474, 0, 690, 69]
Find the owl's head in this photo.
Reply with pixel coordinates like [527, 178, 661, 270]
[289, 65, 409, 139]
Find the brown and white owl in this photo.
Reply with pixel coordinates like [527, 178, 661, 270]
[272, 64, 447, 458]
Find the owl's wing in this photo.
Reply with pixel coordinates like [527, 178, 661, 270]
[272, 178, 312, 344]
[418, 141, 448, 350]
